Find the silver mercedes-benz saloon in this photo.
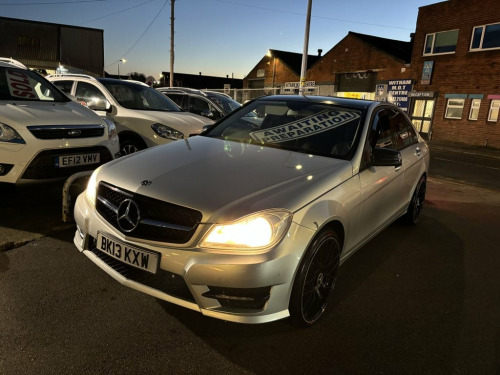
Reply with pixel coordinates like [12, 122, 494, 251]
[73, 95, 429, 326]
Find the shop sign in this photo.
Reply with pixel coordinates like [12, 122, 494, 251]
[388, 80, 412, 112]
[421, 61, 434, 85]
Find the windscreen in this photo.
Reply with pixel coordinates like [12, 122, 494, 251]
[101, 81, 181, 111]
[205, 99, 364, 160]
[0, 67, 69, 102]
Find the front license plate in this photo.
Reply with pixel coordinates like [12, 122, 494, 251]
[96, 232, 160, 274]
[55, 153, 100, 168]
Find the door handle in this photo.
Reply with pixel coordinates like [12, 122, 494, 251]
[395, 166, 402, 172]
[415, 147, 422, 156]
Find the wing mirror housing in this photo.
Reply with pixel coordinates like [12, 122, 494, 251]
[88, 99, 113, 113]
[372, 148, 402, 167]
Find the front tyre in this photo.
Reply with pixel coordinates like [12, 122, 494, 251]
[403, 175, 426, 225]
[120, 137, 146, 155]
[289, 229, 341, 327]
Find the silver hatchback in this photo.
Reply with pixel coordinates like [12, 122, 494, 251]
[73, 95, 429, 326]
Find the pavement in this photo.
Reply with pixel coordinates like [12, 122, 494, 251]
[428, 139, 500, 159]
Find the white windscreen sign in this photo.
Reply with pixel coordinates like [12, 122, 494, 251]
[250, 109, 361, 143]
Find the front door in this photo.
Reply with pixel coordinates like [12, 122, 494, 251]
[410, 99, 435, 140]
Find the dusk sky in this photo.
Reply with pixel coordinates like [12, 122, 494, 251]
[2, 0, 439, 80]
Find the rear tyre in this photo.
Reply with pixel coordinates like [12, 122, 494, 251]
[403, 175, 426, 225]
[289, 229, 341, 327]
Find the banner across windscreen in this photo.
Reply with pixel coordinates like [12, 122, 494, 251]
[250, 110, 361, 144]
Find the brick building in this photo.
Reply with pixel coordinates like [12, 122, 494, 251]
[309, 32, 413, 108]
[243, 49, 322, 100]
[409, 0, 500, 147]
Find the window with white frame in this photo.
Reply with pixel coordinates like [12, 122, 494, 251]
[470, 23, 500, 51]
[424, 30, 459, 55]
[488, 100, 500, 122]
[469, 99, 481, 120]
[445, 98, 465, 119]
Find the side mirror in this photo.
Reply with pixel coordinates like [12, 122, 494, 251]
[89, 99, 112, 113]
[372, 147, 402, 167]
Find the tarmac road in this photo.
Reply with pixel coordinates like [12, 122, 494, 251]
[1, 178, 500, 374]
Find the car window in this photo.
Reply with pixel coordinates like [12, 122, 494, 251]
[371, 108, 418, 151]
[101, 81, 180, 111]
[190, 96, 211, 112]
[52, 80, 74, 95]
[75, 81, 107, 106]
[165, 93, 185, 108]
[206, 93, 241, 114]
[205, 99, 364, 160]
[0, 67, 68, 102]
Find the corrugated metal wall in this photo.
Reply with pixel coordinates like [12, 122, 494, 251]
[0, 17, 103, 76]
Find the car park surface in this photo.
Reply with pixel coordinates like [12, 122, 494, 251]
[72, 95, 429, 326]
[0, 58, 119, 185]
[46, 75, 214, 155]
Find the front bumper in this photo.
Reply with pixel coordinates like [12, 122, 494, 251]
[73, 193, 314, 324]
[0, 138, 120, 184]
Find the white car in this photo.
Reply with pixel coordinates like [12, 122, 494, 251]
[0, 58, 119, 185]
[73, 95, 429, 326]
[46, 75, 214, 155]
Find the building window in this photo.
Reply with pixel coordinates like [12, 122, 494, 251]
[424, 30, 459, 55]
[445, 98, 465, 119]
[469, 99, 481, 120]
[488, 100, 500, 122]
[470, 23, 500, 51]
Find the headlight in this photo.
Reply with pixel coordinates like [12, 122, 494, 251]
[200, 210, 292, 250]
[85, 166, 102, 206]
[151, 123, 184, 140]
[0, 123, 25, 144]
[103, 118, 117, 140]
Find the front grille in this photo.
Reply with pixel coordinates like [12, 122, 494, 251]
[27, 124, 105, 139]
[96, 182, 202, 244]
[21, 146, 113, 180]
[89, 244, 195, 303]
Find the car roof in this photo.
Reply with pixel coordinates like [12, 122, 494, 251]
[255, 95, 378, 110]
[97, 77, 148, 86]
[0, 58, 28, 69]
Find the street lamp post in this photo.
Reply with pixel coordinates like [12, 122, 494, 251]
[118, 58, 126, 78]
[267, 50, 277, 91]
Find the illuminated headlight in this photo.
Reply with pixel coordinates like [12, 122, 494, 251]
[0, 123, 25, 144]
[85, 166, 102, 206]
[200, 210, 292, 250]
[151, 123, 184, 140]
[103, 118, 117, 140]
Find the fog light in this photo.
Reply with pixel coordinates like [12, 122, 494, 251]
[0, 164, 14, 176]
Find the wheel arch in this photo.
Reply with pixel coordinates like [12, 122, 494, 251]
[118, 130, 148, 149]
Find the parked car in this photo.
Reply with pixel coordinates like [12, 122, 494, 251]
[73, 95, 429, 326]
[46, 75, 213, 155]
[157, 87, 241, 120]
[0, 58, 119, 185]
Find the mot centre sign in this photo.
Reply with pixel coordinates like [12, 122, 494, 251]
[387, 79, 413, 112]
[283, 81, 316, 93]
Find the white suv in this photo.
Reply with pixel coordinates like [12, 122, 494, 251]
[0, 58, 120, 185]
[46, 74, 214, 155]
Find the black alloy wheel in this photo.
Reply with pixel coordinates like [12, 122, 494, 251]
[403, 175, 426, 225]
[120, 138, 145, 155]
[289, 229, 341, 326]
